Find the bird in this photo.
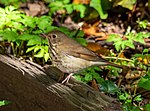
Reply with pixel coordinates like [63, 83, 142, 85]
[44, 30, 123, 83]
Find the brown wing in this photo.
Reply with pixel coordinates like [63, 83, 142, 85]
[64, 43, 108, 62]
[57, 32, 107, 62]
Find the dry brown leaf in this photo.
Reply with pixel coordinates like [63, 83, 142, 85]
[86, 42, 110, 56]
[82, 22, 107, 40]
[91, 79, 99, 91]
[125, 70, 145, 79]
[23, 1, 49, 16]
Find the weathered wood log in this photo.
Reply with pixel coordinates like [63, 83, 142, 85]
[0, 54, 122, 111]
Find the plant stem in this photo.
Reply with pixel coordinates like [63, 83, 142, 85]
[104, 56, 132, 62]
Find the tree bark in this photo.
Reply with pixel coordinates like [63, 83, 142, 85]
[0, 54, 122, 111]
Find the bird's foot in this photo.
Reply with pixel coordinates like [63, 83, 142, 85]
[62, 73, 73, 84]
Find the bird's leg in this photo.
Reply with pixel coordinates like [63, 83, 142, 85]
[62, 73, 74, 84]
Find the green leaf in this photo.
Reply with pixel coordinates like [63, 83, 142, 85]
[99, 80, 119, 93]
[63, 0, 70, 4]
[34, 46, 41, 53]
[137, 20, 148, 29]
[107, 34, 117, 42]
[133, 95, 142, 102]
[93, 73, 104, 83]
[49, 1, 63, 14]
[75, 38, 87, 46]
[74, 75, 82, 81]
[133, 54, 142, 58]
[73, 4, 86, 18]
[114, 42, 122, 51]
[76, 30, 84, 37]
[119, 92, 130, 100]
[49, 1, 63, 7]
[123, 103, 140, 111]
[84, 74, 93, 82]
[21, 16, 36, 28]
[44, 53, 50, 62]
[0, 100, 11, 106]
[138, 77, 150, 90]
[124, 40, 135, 49]
[37, 16, 52, 31]
[90, 0, 108, 19]
[26, 46, 36, 53]
[65, 4, 73, 14]
[44, 45, 49, 52]
[143, 104, 150, 111]
[27, 35, 42, 46]
[143, 49, 149, 53]
[1, 30, 18, 42]
[34, 48, 45, 58]
[19, 34, 31, 40]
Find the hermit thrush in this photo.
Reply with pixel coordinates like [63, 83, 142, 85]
[45, 30, 123, 83]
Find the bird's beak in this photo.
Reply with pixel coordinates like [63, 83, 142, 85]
[41, 33, 47, 39]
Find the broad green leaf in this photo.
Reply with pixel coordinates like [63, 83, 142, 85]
[99, 80, 119, 93]
[9, 22, 24, 31]
[143, 104, 150, 111]
[93, 73, 104, 83]
[114, 41, 122, 51]
[133, 54, 142, 58]
[138, 77, 150, 90]
[143, 49, 149, 53]
[5, 5, 17, 13]
[33, 29, 43, 34]
[49, 1, 63, 7]
[73, 4, 86, 18]
[123, 102, 141, 111]
[34, 48, 45, 58]
[109, 67, 120, 76]
[74, 75, 82, 81]
[43, 26, 58, 33]
[90, 0, 108, 19]
[27, 35, 42, 46]
[65, 4, 73, 14]
[26, 46, 36, 53]
[34, 46, 41, 53]
[124, 40, 135, 49]
[21, 16, 36, 28]
[107, 34, 117, 42]
[134, 33, 146, 44]
[75, 38, 87, 46]
[44, 45, 49, 52]
[19, 34, 31, 40]
[107, 34, 122, 42]
[57, 27, 70, 35]
[1, 30, 18, 42]
[93, 66, 102, 71]
[37, 16, 52, 30]
[84, 74, 93, 82]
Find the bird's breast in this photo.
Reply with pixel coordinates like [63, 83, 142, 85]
[53, 54, 93, 73]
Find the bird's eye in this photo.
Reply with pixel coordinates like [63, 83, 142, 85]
[51, 34, 57, 38]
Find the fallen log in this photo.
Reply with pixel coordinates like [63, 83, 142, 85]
[0, 54, 122, 111]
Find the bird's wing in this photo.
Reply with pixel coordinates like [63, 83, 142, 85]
[67, 45, 107, 62]
[67, 47, 123, 68]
